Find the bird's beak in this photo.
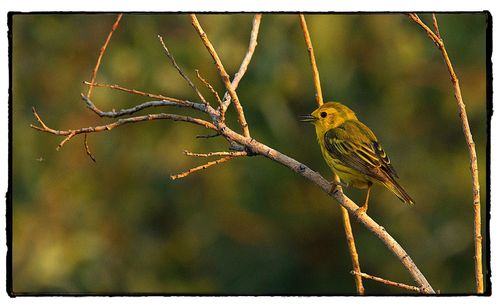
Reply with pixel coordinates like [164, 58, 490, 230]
[299, 114, 317, 122]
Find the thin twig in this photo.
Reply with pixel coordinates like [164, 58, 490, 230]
[83, 81, 190, 106]
[221, 14, 262, 115]
[184, 150, 247, 157]
[341, 206, 365, 294]
[80, 93, 204, 118]
[299, 14, 363, 294]
[195, 69, 223, 112]
[408, 13, 483, 294]
[84, 133, 96, 162]
[432, 14, 441, 40]
[351, 271, 423, 293]
[190, 14, 250, 138]
[299, 14, 323, 107]
[171, 155, 241, 180]
[158, 35, 209, 105]
[196, 132, 221, 139]
[87, 14, 123, 99]
[30, 107, 216, 150]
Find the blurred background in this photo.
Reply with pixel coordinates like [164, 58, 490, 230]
[11, 13, 488, 294]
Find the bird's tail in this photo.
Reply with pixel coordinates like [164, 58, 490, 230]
[385, 179, 415, 205]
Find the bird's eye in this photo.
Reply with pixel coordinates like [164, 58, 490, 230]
[320, 111, 327, 118]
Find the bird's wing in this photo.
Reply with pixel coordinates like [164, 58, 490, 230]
[324, 120, 399, 182]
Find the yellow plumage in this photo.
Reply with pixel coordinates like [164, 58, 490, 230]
[301, 102, 414, 212]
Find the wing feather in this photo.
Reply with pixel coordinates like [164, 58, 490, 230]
[324, 120, 398, 182]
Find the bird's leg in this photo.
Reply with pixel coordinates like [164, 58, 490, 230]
[357, 183, 372, 214]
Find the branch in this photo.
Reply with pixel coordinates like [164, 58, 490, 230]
[83, 81, 190, 106]
[183, 150, 247, 157]
[86, 14, 123, 98]
[158, 35, 209, 105]
[170, 154, 244, 180]
[190, 14, 251, 138]
[408, 13, 483, 294]
[221, 14, 262, 115]
[84, 133, 96, 162]
[299, 14, 323, 107]
[299, 14, 363, 294]
[217, 123, 435, 293]
[30, 107, 216, 150]
[195, 69, 223, 111]
[351, 271, 423, 293]
[341, 207, 364, 294]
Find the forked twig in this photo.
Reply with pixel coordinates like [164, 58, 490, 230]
[221, 14, 262, 115]
[408, 12, 483, 294]
[190, 14, 251, 138]
[30, 107, 216, 151]
[351, 271, 423, 293]
[86, 14, 123, 99]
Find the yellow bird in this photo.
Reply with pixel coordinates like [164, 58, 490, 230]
[300, 102, 414, 213]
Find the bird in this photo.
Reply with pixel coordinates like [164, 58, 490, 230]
[300, 101, 414, 213]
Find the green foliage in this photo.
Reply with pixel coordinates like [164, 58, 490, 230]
[12, 13, 488, 294]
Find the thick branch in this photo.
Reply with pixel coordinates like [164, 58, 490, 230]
[190, 14, 251, 138]
[408, 13, 483, 294]
[218, 123, 435, 293]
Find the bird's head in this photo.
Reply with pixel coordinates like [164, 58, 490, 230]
[300, 102, 357, 130]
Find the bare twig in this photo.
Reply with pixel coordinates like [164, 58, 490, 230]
[30, 107, 216, 150]
[80, 92, 204, 118]
[408, 13, 483, 294]
[221, 14, 262, 115]
[86, 14, 123, 99]
[351, 271, 423, 293]
[195, 69, 223, 111]
[158, 35, 209, 105]
[190, 14, 251, 137]
[184, 150, 247, 157]
[299, 14, 363, 294]
[83, 81, 190, 106]
[432, 14, 441, 40]
[341, 207, 364, 294]
[299, 14, 323, 107]
[84, 133, 96, 162]
[196, 132, 221, 139]
[171, 155, 242, 180]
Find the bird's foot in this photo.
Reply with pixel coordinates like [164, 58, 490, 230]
[328, 180, 346, 195]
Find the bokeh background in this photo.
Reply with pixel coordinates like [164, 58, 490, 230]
[11, 13, 489, 294]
